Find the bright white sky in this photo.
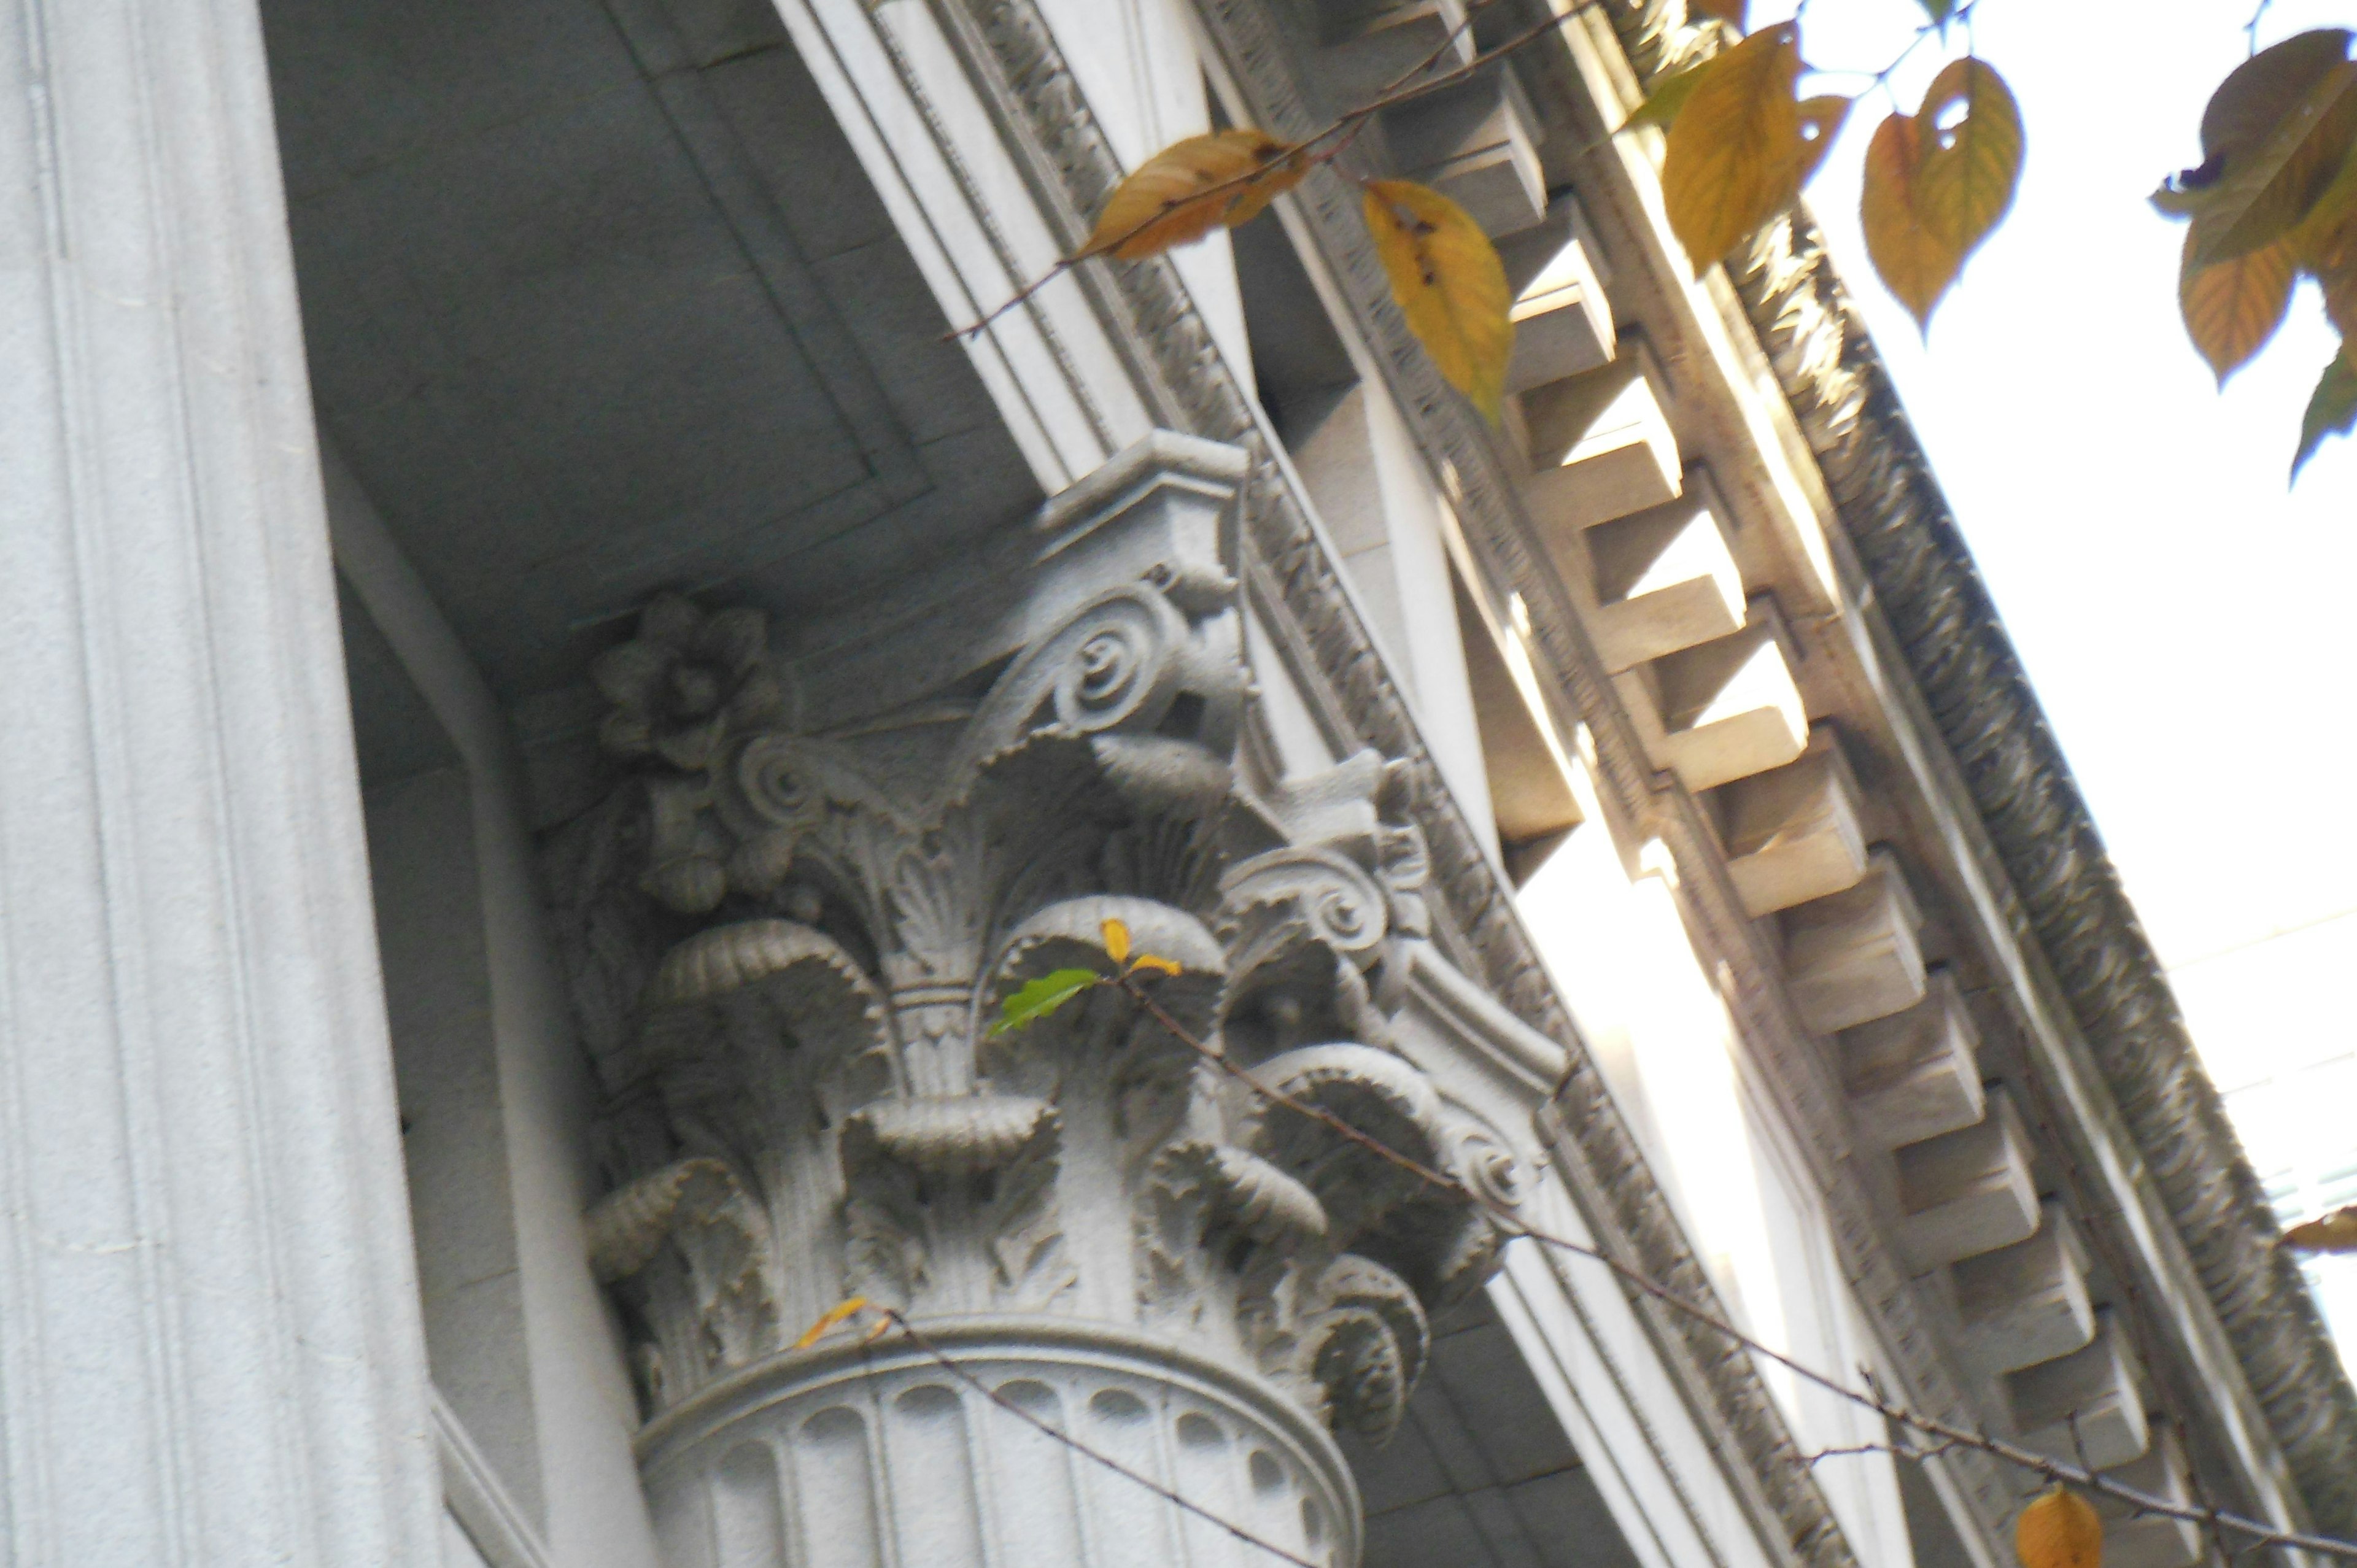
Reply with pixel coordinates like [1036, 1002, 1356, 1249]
[1773, 0, 2357, 1342]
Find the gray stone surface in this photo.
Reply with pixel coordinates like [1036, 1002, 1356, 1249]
[330, 452, 664, 1568]
[0, 1, 441, 1558]
[258, 0, 1042, 697]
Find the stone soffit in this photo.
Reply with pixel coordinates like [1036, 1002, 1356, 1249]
[261, 0, 1043, 700]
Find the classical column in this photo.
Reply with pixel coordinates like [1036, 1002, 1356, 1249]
[543, 436, 1523, 1568]
[0, 3, 442, 1564]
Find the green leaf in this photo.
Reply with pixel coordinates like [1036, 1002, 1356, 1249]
[2293, 348, 2357, 482]
[988, 968, 1101, 1035]
[1916, 0, 1958, 26]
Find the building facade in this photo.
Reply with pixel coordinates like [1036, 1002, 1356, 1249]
[3, 1, 2352, 1566]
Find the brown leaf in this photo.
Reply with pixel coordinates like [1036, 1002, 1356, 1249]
[2180, 229, 2294, 383]
[1687, 0, 1746, 31]
[1078, 130, 1308, 261]
[1363, 179, 1513, 420]
[1862, 112, 1941, 322]
[2014, 1488, 2102, 1568]
[1859, 58, 2022, 327]
[2302, 201, 2357, 342]
[2283, 1202, 2357, 1252]
[2200, 29, 2352, 176]
[2156, 31, 2357, 265]
[1662, 25, 1809, 272]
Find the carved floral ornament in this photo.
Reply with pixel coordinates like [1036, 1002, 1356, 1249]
[546, 576, 1524, 1445]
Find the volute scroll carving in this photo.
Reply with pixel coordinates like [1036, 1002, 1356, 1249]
[540, 443, 1520, 1486]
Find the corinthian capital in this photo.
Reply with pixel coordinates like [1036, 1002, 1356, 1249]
[541, 439, 1525, 1549]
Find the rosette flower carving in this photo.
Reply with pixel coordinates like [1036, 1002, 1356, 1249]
[591, 592, 784, 771]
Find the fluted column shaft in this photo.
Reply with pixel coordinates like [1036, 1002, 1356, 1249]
[0, 2, 442, 1562]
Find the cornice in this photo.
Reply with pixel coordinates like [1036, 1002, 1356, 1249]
[1724, 195, 2357, 1537]
[1555, 0, 2357, 1536]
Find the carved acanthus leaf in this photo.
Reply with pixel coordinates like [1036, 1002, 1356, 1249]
[848, 1094, 1051, 1175]
[1302, 1253, 1429, 1442]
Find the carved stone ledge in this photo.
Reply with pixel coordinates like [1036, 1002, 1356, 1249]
[1892, 1087, 2038, 1271]
[1717, 725, 1868, 919]
[1948, 1200, 2094, 1377]
[1616, 609, 1810, 795]
[1380, 68, 1547, 237]
[1837, 968, 1981, 1150]
[2007, 1310, 2150, 1471]
[1782, 848, 1926, 1036]
[1520, 357, 1683, 532]
[1498, 198, 1616, 393]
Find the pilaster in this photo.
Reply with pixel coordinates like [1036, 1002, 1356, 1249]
[0, 1, 441, 1561]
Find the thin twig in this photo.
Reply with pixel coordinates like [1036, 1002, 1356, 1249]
[1805, 1438, 1963, 1467]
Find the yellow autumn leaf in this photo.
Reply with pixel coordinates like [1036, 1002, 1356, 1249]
[2015, 1488, 2101, 1568]
[1127, 952, 1182, 976]
[1860, 59, 2022, 328]
[1661, 25, 1809, 273]
[1626, 58, 1719, 134]
[2282, 1203, 2357, 1252]
[2179, 229, 2294, 384]
[1794, 96, 1852, 189]
[1078, 129, 1308, 261]
[1101, 916, 1132, 965]
[1362, 179, 1512, 421]
[792, 1297, 872, 1349]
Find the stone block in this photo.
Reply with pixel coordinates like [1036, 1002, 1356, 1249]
[1783, 848, 1926, 1035]
[2009, 1311, 2150, 1471]
[1614, 604, 1807, 792]
[1315, 0, 1476, 104]
[1521, 356, 1681, 531]
[2090, 1429, 2203, 1568]
[1496, 201, 1616, 393]
[1454, 576, 1581, 872]
[1382, 68, 1546, 236]
[1582, 482, 1746, 672]
[1952, 1200, 2094, 1375]
[1893, 1086, 2039, 1269]
[1718, 725, 1867, 916]
[1838, 967, 1981, 1148]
